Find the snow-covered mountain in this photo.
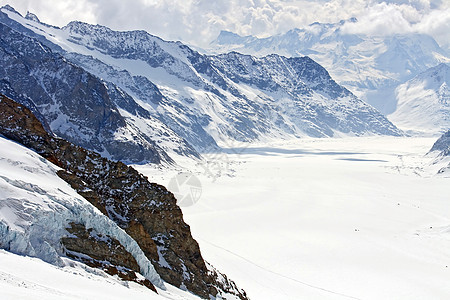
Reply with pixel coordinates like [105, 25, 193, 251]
[0, 6, 401, 160]
[428, 130, 450, 175]
[430, 130, 450, 156]
[0, 10, 199, 164]
[209, 19, 450, 116]
[388, 63, 449, 135]
[0, 93, 247, 299]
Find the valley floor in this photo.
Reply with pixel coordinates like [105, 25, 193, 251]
[137, 136, 450, 300]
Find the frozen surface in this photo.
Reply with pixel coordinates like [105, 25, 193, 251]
[136, 137, 450, 300]
[1, 132, 449, 299]
[0, 249, 203, 300]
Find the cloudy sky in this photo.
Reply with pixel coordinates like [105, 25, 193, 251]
[4, 0, 450, 49]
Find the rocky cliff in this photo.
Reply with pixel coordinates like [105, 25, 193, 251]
[0, 93, 247, 299]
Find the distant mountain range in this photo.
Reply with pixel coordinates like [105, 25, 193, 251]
[0, 5, 401, 165]
[209, 18, 450, 119]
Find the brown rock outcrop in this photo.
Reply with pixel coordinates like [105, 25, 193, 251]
[61, 222, 157, 293]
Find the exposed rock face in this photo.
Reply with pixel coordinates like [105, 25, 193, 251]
[430, 130, 450, 156]
[0, 94, 247, 299]
[62, 222, 140, 271]
[62, 222, 157, 292]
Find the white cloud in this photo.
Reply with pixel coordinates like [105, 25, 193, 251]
[412, 6, 450, 48]
[340, 1, 450, 48]
[4, 0, 96, 27]
[3, 0, 449, 49]
[341, 3, 414, 36]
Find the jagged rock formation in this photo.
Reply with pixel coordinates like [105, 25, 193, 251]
[0, 93, 247, 299]
[1, 7, 401, 157]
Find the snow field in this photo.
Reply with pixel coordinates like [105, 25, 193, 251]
[136, 136, 450, 299]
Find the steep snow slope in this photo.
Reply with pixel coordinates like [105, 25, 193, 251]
[210, 19, 450, 115]
[388, 63, 449, 135]
[0, 7, 401, 151]
[0, 136, 162, 287]
[0, 249, 213, 300]
[0, 250, 161, 300]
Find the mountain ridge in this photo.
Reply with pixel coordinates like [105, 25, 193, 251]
[0, 6, 402, 161]
[0, 15, 200, 164]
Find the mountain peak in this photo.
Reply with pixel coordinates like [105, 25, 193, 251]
[1, 4, 20, 15]
[218, 30, 240, 37]
[63, 20, 110, 34]
[308, 18, 357, 28]
[214, 30, 252, 45]
[25, 11, 40, 23]
[415, 63, 450, 86]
